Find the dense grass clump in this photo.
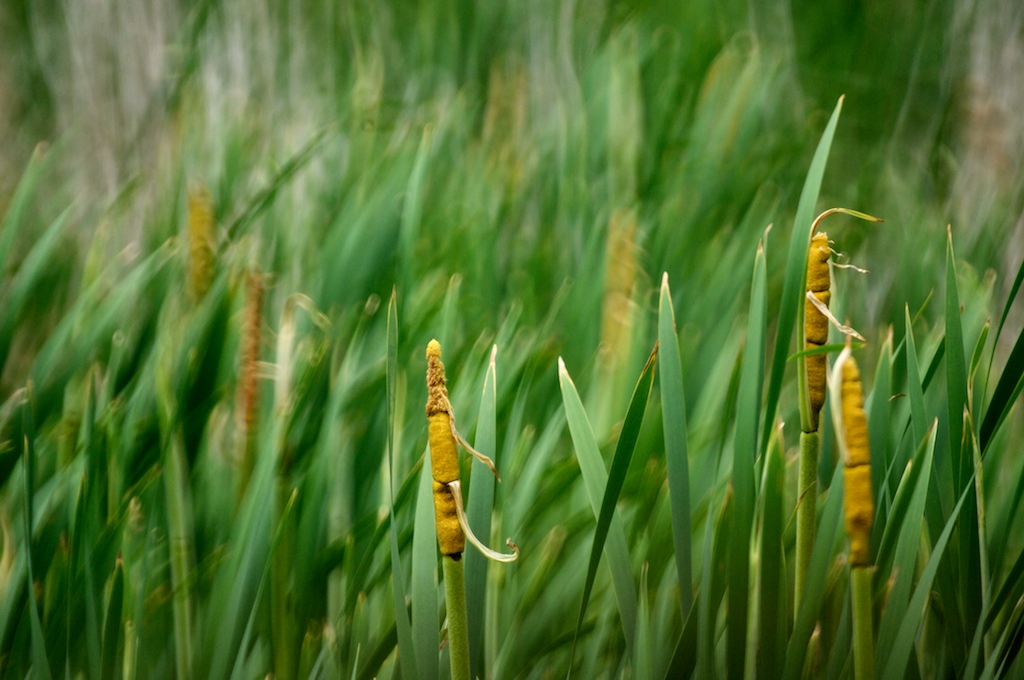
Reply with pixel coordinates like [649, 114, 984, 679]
[2, 0, 1024, 678]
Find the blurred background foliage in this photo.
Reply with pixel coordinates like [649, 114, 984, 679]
[1, 0, 1023, 677]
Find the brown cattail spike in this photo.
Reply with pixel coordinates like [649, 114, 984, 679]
[237, 267, 264, 494]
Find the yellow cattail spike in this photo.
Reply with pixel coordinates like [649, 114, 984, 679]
[805, 347, 827, 421]
[804, 232, 831, 430]
[841, 359, 871, 466]
[837, 353, 873, 567]
[806, 232, 831, 293]
[426, 340, 466, 557]
[187, 186, 216, 303]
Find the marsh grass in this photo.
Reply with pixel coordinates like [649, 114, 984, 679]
[1, 1, 1024, 678]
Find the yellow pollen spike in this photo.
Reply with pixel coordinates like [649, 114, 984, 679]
[841, 359, 870, 466]
[844, 464, 873, 567]
[806, 232, 831, 293]
[426, 340, 466, 557]
[805, 290, 831, 345]
[806, 347, 827, 428]
[838, 353, 873, 567]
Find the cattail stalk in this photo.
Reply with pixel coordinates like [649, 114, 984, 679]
[425, 340, 517, 680]
[832, 348, 875, 680]
[795, 207, 879, 614]
[796, 231, 830, 611]
[426, 340, 471, 680]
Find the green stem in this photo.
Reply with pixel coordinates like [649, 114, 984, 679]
[164, 430, 194, 680]
[444, 555, 471, 680]
[795, 430, 819, 615]
[273, 475, 297, 680]
[851, 566, 875, 680]
[973, 439, 992, 660]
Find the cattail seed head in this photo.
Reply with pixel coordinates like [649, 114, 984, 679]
[805, 346, 827, 418]
[187, 186, 216, 303]
[236, 267, 264, 491]
[426, 340, 465, 557]
[806, 233, 831, 292]
[804, 232, 832, 431]
[832, 350, 873, 567]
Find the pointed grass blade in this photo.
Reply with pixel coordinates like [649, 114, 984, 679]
[880, 475, 978, 680]
[22, 389, 52, 680]
[568, 344, 656, 672]
[412, 454, 438, 680]
[867, 334, 893, 519]
[662, 594, 699, 680]
[0, 207, 72, 374]
[945, 227, 969, 492]
[782, 463, 845, 680]
[904, 307, 928, 449]
[101, 557, 126, 680]
[635, 565, 653, 680]
[756, 423, 787, 679]
[558, 357, 639, 666]
[228, 489, 299, 680]
[875, 424, 936, 672]
[658, 274, 693, 617]
[698, 484, 734, 678]
[980, 254, 1024, 449]
[979, 267, 1024, 452]
[466, 347, 498, 680]
[0, 143, 51, 274]
[946, 229, 982, 646]
[763, 96, 844, 453]
[728, 237, 767, 679]
[386, 289, 419, 680]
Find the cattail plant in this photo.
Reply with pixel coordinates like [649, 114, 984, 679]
[830, 344, 875, 680]
[795, 208, 878, 611]
[186, 185, 216, 303]
[425, 340, 517, 680]
[235, 266, 264, 500]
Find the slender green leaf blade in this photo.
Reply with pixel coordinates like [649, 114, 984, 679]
[756, 423, 786, 679]
[763, 96, 844, 452]
[658, 274, 693, 618]
[782, 463, 845, 680]
[21, 389, 51, 680]
[466, 347, 498, 680]
[881, 477, 977, 680]
[412, 456, 439, 680]
[946, 228, 969, 491]
[101, 557, 126, 680]
[387, 290, 418, 680]
[558, 358, 638, 661]
[876, 425, 935, 671]
[728, 238, 767, 680]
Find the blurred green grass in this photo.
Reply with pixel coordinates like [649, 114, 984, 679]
[2, 0, 1024, 678]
